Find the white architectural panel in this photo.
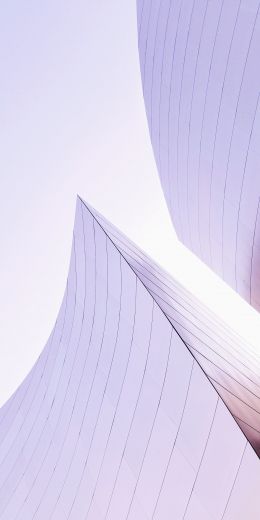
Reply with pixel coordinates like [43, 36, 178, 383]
[137, 0, 260, 310]
[0, 197, 259, 519]
[92, 202, 260, 456]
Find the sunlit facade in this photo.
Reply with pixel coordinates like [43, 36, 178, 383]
[95, 204, 260, 457]
[137, 0, 260, 310]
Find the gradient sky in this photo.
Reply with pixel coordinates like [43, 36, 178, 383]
[1, 0, 260, 407]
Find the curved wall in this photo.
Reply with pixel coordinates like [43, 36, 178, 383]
[92, 204, 260, 456]
[0, 198, 259, 519]
[137, 0, 260, 310]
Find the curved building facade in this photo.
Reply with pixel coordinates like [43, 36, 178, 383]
[137, 0, 260, 310]
[0, 197, 259, 519]
[93, 204, 260, 456]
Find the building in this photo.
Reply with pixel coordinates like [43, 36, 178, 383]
[93, 202, 260, 457]
[1, 3, 260, 517]
[137, 0, 260, 310]
[0, 198, 259, 519]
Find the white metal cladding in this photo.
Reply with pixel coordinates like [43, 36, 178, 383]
[0, 198, 258, 519]
[137, 0, 260, 311]
[90, 203, 260, 457]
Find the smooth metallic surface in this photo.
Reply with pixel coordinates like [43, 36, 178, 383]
[137, 0, 260, 310]
[0, 198, 259, 519]
[92, 204, 260, 456]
